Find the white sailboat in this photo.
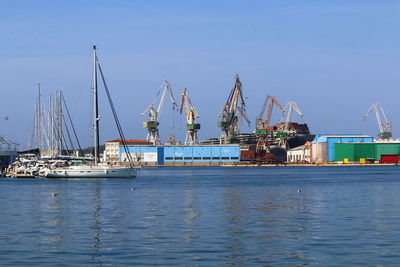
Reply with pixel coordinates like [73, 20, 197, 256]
[43, 45, 138, 178]
[43, 164, 137, 178]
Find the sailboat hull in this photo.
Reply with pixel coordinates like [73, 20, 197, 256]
[43, 165, 138, 178]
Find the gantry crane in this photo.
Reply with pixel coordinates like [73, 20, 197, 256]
[364, 102, 392, 139]
[217, 74, 250, 143]
[278, 101, 303, 148]
[255, 95, 285, 154]
[180, 88, 200, 145]
[142, 79, 178, 144]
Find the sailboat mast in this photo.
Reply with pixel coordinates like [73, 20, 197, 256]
[56, 90, 63, 156]
[93, 45, 100, 164]
[36, 83, 42, 155]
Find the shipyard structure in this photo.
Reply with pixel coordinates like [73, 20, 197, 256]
[134, 74, 315, 165]
[105, 134, 400, 166]
[21, 73, 399, 168]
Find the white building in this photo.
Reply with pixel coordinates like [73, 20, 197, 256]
[104, 139, 152, 162]
[287, 142, 312, 163]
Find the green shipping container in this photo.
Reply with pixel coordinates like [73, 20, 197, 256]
[354, 143, 375, 161]
[334, 143, 355, 162]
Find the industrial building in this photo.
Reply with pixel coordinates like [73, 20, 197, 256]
[287, 142, 312, 163]
[312, 134, 373, 163]
[105, 140, 240, 166]
[0, 137, 18, 171]
[105, 139, 152, 162]
[335, 141, 400, 163]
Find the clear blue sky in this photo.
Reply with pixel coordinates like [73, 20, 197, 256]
[1, 0, 400, 149]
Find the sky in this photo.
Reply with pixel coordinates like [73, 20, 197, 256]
[0, 0, 400, 149]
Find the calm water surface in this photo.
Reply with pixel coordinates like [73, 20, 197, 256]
[1, 166, 400, 266]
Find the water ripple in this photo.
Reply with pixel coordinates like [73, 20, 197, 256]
[1, 166, 400, 265]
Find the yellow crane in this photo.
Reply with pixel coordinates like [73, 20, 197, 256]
[180, 88, 200, 145]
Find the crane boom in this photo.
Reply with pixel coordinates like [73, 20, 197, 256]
[180, 88, 199, 124]
[157, 80, 178, 117]
[256, 95, 285, 130]
[180, 88, 189, 119]
[142, 79, 178, 144]
[364, 102, 392, 139]
[283, 101, 303, 131]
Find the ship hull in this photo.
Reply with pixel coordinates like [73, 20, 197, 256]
[43, 165, 138, 178]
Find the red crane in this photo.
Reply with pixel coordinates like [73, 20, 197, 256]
[255, 95, 285, 133]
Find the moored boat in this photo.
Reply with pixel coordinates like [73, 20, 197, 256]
[42, 45, 138, 178]
[42, 164, 137, 178]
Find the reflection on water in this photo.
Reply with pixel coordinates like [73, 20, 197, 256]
[181, 189, 200, 243]
[90, 182, 102, 265]
[222, 187, 247, 264]
[1, 166, 400, 265]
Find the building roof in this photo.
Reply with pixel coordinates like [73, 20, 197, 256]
[312, 134, 373, 143]
[373, 139, 400, 143]
[288, 145, 306, 151]
[107, 139, 152, 144]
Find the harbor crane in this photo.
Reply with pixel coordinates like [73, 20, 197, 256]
[180, 88, 200, 145]
[142, 79, 178, 144]
[364, 102, 392, 139]
[278, 101, 303, 148]
[255, 95, 285, 133]
[217, 74, 250, 143]
[281, 101, 303, 132]
[255, 95, 285, 154]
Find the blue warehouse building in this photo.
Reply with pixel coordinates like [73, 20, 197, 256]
[312, 134, 374, 162]
[118, 144, 240, 166]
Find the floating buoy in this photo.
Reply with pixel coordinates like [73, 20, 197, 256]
[51, 192, 58, 197]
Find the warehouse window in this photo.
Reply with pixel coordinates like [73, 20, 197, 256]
[193, 157, 201, 160]
[184, 157, 193, 160]
[165, 157, 173, 160]
[203, 157, 211, 160]
[221, 157, 229, 160]
[230, 157, 239, 160]
[212, 157, 220, 160]
[175, 157, 183, 160]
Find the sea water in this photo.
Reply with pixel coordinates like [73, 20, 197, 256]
[0, 166, 399, 266]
